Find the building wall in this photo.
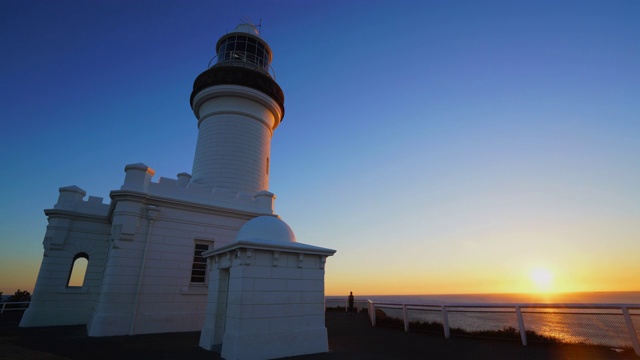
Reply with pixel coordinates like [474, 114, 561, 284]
[23, 163, 277, 336]
[87, 163, 274, 336]
[89, 202, 249, 336]
[20, 187, 111, 327]
[200, 246, 330, 359]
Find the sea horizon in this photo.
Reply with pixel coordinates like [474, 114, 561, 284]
[328, 291, 640, 305]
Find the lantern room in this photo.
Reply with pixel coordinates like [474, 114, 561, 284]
[214, 23, 273, 75]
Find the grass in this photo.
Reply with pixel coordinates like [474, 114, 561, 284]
[369, 308, 561, 343]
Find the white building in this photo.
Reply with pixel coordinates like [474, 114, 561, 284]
[21, 23, 335, 357]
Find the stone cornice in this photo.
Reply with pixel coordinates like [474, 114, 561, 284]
[108, 190, 269, 221]
[203, 238, 336, 258]
[44, 208, 110, 223]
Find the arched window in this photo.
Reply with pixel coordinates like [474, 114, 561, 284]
[67, 253, 89, 287]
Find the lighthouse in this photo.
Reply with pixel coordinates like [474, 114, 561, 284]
[190, 23, 285, 194]
[21, 23, 335, 356]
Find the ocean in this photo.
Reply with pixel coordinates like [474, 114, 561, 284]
[328, 292, 640, 348]
[357, 291, 640, 305]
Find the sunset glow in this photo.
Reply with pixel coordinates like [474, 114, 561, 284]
[530, 268, 554, 293]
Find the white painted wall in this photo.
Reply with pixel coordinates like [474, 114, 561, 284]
[23, 163, 277, 336]
[200, 237, 336, 360]
[20, 186, 110, 327]
[190, 85, 283, 194]
[87, 163, 272, 336]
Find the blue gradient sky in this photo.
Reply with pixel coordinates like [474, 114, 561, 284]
[1, 0, 638, 296]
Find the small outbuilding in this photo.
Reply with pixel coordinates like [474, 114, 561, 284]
[199, 215, 335, 359]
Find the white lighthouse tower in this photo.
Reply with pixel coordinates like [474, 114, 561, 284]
[190, 23, 284, 194]
[194, 24, 336, 359]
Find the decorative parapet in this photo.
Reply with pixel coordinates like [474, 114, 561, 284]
[44, 186, 110, 250]
[117, 163, 276, 215]
[52, 186, 109, 216]
[253, 190, 276, 213]
[121, 163, 155, 192]
[176, 172, 191, 188]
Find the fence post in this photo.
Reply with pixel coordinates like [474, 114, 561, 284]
[516, 306, 527, 346]
[622, 307, 640, 356]
[442, 306, 450, 339]
[403, 305, 409, 332]
[0, 303, 5, 314]
[370, 301, 376, 326]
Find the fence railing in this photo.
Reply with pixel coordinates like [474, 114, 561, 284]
[0, 301, 30, 314]
[325, 298, 369, 312]
[361, 300, 640, 356]
[207, 55, 277, 79]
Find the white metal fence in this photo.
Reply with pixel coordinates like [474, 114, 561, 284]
[326, 299, 640, 356]
[325, 298, 368, 312]
[0, 301, 29, 314]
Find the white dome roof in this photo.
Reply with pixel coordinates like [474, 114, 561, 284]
[234, 23, 260, 36]
[236, 216, 296, 243]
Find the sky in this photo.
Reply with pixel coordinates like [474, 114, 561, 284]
[1, 0, 639, 297]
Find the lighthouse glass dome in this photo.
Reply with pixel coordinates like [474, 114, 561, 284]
[216, 34, 272, 74]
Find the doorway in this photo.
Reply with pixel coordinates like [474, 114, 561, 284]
[213, 268, 230, 345]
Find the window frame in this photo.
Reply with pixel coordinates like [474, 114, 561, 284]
[67, 252, 89, 288]
[190, 241, 213, 285]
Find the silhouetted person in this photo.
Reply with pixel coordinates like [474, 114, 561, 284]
[348, 291, 354, 315]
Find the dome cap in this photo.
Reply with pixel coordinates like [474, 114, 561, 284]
[234, 23, 260, 36]
[236, 216, 296, 243]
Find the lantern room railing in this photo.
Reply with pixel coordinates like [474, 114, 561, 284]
[207, 55, 276, 80]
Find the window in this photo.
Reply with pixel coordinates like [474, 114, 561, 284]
[67, 253, 89, 287]
[217, 35, 271, 72]
[191, 243, 210, 284]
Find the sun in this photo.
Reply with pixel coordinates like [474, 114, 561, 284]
[530, 268, 554, 293]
